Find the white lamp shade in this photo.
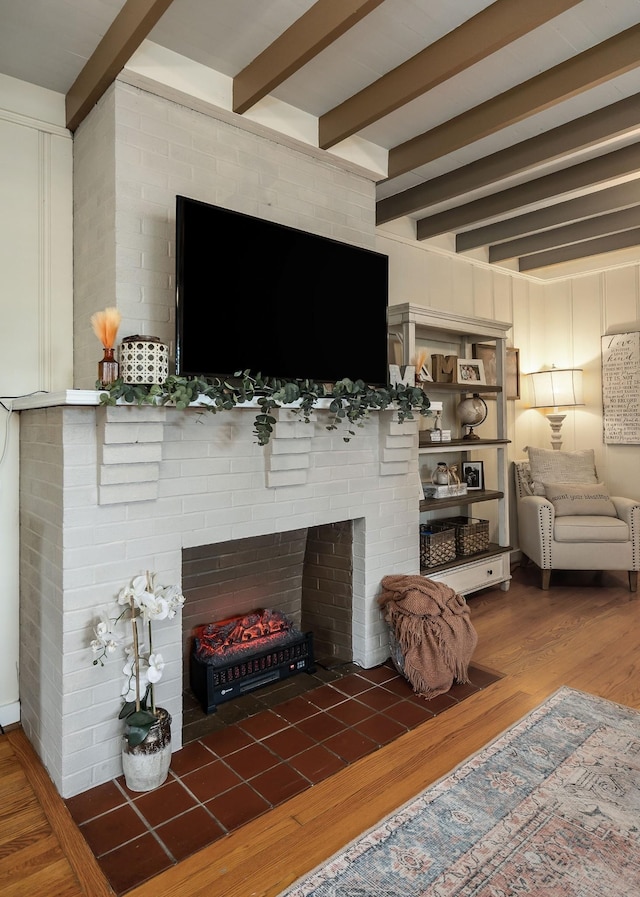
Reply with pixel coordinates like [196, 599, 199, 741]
[528, 367, 584, 409]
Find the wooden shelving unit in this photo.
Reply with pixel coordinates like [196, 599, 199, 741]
[388, 303, 513, 596]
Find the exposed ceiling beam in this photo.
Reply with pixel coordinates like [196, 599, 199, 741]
[319, 0, 581, 150]
[65, 0, 175, 132]
[519, 227, 640, 271]
[417, 141, 640, 240]
[233, 0, 384, 115]
[377, 91, 640, 224]
[456, 180, 640, 250]
[388, 22, 640, 180]
[489, 206, 640, 261]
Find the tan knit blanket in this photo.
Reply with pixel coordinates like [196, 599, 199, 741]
[379, 575, 478, 700]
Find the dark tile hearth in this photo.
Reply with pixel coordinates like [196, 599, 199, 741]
[66, 660, 502, 896]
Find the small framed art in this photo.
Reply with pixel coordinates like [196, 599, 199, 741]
[461, 460, 484, 490]
[456, 358, 486, 385]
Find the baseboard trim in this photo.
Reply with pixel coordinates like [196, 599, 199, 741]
[0, 700, 20, 727]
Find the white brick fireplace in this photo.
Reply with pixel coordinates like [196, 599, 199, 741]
[18, 396, 420, 797]
[16, 71, 423, 798]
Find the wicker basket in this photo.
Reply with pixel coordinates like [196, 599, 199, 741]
[419, 522, 456, 568]
[441, 516, 490, 557]
[387, 625, 405, 677]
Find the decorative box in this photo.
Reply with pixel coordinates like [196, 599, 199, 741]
[424, 483, 468, 499]
[419, 522, 457, 568]
[119, 335, 169, 385]
[441, 516, 490, 556]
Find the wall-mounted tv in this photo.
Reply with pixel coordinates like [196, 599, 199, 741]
[175, 195, 389, 386]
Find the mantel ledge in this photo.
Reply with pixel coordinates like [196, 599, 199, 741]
[11, 389, 405, 413]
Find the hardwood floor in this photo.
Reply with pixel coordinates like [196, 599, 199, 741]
[2, 563, 639, 897]
[0, 728, 112, 897]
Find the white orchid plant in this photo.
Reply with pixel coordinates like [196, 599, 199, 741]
[91, 571, 185, 747]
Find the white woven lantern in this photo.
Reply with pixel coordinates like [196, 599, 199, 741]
[119, 335, 169, 385]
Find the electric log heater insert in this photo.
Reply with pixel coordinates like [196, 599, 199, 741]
[190, 608, 315, 714]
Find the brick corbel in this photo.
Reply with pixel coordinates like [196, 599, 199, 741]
[97, 405, 166, 504]
[378, 414, 418, 476]
[265, 408, 313, 487]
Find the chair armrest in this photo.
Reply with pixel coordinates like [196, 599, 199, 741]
[518, 494, 555, 518]
[517, 495, 555, 568]
[611, 496, 640, 525]
[611, 497, 640, 559]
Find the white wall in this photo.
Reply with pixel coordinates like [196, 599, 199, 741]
[513, 270, 640, 500]
[0, 74, 73, 726]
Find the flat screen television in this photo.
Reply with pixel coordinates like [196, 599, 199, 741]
[175, 195, 389, 386]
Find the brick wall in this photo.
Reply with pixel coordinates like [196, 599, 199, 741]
[73, 78, 377, 388]
[73, 87, 117, 387]
[19, 408, 65, 782]
[302, 521, 353, 662]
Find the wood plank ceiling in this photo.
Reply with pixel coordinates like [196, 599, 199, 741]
[4, 0, 640, 278]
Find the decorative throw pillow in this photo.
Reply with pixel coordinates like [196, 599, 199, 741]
[526, 446, 598, 496]
[544, 482, 617, 517]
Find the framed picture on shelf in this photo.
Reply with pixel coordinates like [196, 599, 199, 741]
[461, 460, 484, 490]
[455, 358, 486, 385]
[473, 343, 521, 400]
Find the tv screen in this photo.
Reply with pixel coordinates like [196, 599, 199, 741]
[175, 196, 389, 386]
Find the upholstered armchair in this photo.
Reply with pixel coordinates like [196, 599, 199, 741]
[514, 447, 640, 592]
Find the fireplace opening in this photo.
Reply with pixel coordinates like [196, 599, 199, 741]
[182, 521, 354, 730]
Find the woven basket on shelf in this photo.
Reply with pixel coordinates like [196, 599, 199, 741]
[441, 516, 490, 557]
[419, 522, 457, 568]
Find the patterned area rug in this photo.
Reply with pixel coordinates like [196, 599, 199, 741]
[280, 687, 640, 896]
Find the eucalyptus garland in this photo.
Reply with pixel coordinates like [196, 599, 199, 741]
[97, 370, 432, 445]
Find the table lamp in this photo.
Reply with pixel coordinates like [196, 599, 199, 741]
[528, 365, 584, 450]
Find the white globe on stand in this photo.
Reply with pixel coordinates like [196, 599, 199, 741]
[456, 394, 488, 440]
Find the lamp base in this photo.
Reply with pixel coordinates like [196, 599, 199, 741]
[546, 412, 566, 450]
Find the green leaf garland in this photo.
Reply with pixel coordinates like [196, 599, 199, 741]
[97, 371, 432, 445]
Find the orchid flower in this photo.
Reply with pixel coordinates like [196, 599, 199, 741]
[90, 612, 121, 665]
[147, 653, 165, 684]
[139, 591, 171, 621]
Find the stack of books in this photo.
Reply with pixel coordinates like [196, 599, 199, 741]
[428, 429, 452, 442]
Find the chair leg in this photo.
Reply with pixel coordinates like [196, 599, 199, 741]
[541, 569, 551, 590]
[629, 571, 638, 593]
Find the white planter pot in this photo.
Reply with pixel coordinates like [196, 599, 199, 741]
[121, 707, 172, 792]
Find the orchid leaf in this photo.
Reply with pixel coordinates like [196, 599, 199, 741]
[126, 709, 157, 727]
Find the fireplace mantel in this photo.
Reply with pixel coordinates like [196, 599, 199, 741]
[11, 389, 339, 411]
[12, 389, 106, 410]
